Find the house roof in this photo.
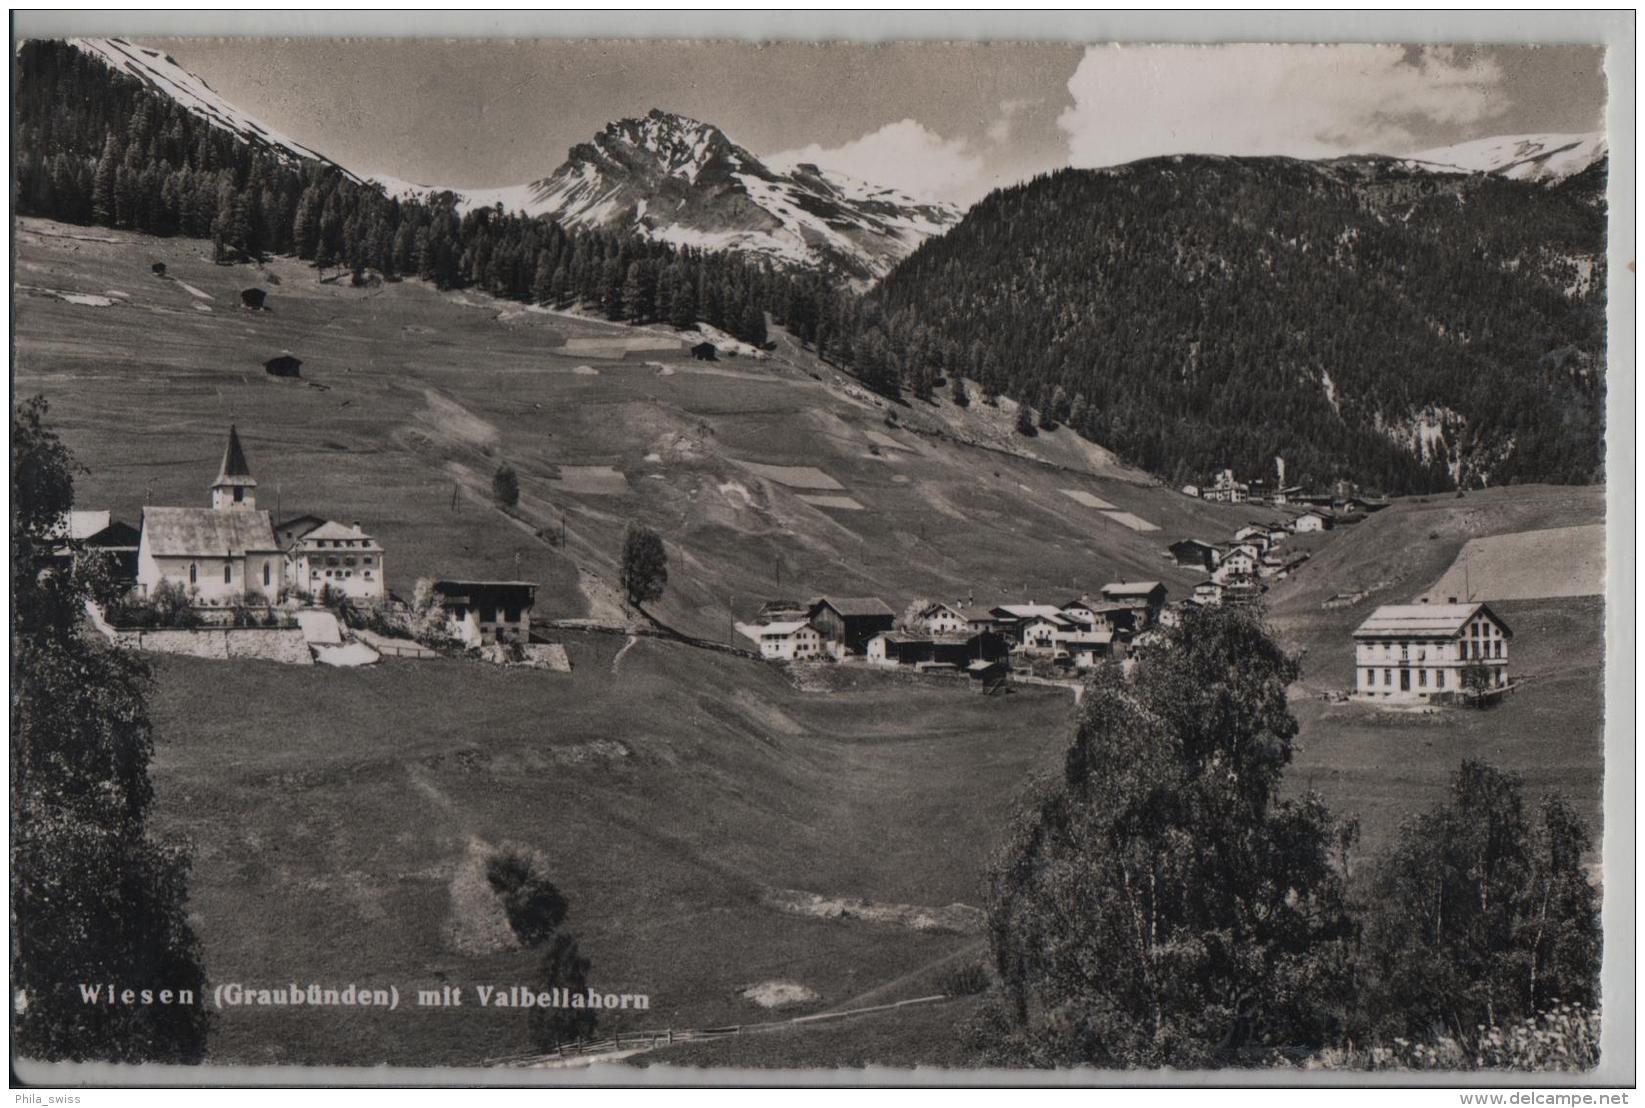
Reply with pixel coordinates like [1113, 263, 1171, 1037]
[761, 620, 814, 636]
[1170, 538, 1217, 550]
[297, 520, 381, 548]
[814, 596, 894, 618]
[993, 603, 1069, 621]
[49, 510, 112, 542]
[1100, 581, 1165, 598]
[84, 520, 141, 548]
[141, 507, 279, 557]
[215, 425, 255, 485]
[1352, 602, 1512, 640]
[1056, 629, 1114, 644]
[958, 605, 997, 622]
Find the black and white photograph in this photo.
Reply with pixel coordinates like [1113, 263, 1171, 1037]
[8, 10, 1634, 1090]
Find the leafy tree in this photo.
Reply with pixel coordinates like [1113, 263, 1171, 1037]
[977, 604, 1356, 1068]
[619, 524, 668, 609]
[11, 397, 211, 1063]
[949, 372, 970, 408]
[1459, 660, 1496, 707]
[491, 464, 520, 508]
[486, 848, 570, 948]
[1361, 762, 1600, 1043]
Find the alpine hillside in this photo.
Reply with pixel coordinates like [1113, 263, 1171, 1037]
[371, 110, 961, 284]
[865, 154, 1607, 494]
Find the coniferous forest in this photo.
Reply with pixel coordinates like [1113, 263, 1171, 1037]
[15, 39, 1608, 495]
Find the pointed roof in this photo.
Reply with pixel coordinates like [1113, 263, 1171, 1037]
[215, 425, 255, 485]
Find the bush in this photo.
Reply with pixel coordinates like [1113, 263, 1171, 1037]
[938, 961, 990, 997]
[492, 464, 520, 508]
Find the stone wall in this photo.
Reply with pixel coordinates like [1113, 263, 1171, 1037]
[106, 625, 314, 666]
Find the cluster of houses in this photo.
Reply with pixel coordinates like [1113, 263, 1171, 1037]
[746, 581, 1171, 679]
[72, 425, 538, 650]
[1167, 512, 1328, 608]
[65, 428, 1515, 705]
[1183, 464, 1388, 516]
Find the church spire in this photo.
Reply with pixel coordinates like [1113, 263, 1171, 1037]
[211, 424, 257, 510]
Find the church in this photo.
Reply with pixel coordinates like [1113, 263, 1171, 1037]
[135, 426, 287, 605]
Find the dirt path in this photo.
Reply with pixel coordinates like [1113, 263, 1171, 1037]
[611, 634, 639, 674]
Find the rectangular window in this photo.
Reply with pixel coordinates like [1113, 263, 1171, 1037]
[364, 557, 373, 565]
[1495, 641, 1502, 659]
[1419, 670, 1427, 687]
[1384, 668, 1392, 685]
[1365, 669, 1375, 687]
[1436, 670, 1446, 689]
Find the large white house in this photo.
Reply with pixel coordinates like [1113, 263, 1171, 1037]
[757, 620, 824, 661]
[1352, 601, 1513, 701]
[136, 426, 286, 604]
[285, 519, 386, 600]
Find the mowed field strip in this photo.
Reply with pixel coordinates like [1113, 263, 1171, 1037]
[797, 494, 865, 511]
[738, 461, 847, 490]
[1060, 488, 1116, 510]
[1425, 523, 1606, 601]
[1101, 510, 1159, 533]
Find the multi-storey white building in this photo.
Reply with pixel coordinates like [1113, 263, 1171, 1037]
[1352, 601, 1513, 701]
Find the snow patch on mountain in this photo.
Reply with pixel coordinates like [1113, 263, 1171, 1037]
[68, 38, 362, 182]
[1405, 132, 1606, 184]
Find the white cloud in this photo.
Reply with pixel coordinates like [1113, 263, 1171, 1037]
[1059, 44, 1507, 169]
[767, 118, 983, 202]
[987, 98, 1039, 144]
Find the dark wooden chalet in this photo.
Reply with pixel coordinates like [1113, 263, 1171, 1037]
[809, 596, 895, 654]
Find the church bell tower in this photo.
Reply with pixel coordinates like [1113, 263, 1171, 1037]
[210, 424, 257, 510]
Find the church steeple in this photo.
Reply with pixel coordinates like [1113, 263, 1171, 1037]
[211, 424, 257, 510]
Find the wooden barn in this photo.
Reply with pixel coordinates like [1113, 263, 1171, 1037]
[240, 287, 268, 310]
[1168, 538, 1220, 570]
[690, 341, 719, 362]
[809, 596, 895, 655]
[264, 353, 302, 378]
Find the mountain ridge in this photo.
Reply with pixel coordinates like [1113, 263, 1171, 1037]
[369, 108, 961, 284]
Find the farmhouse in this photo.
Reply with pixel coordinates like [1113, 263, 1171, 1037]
[758, 620, 824, 661]
[1212, 550, 1258, 583]
[809, 596, 895, 655]
[264, 353, 302, 378]
[47, 511, 141, 584]
[1018, 614, 1072, 653]
[1192, 580, 1224, 606]
[431, 580, 536, 646]
[1352, 601, 1513, 701]
[274, 514, 328, 550]
[1292, 512, 1332, 533]
[1055, 628, 1117, 669]
[136, 426, 286, 603]
[915, 601, 972, 635]
[990, 603, 1075, 644]
[286, 520, 386, 600]
[1168, 538, 1221, 570]
[1201, 469, 1249, 503]
[1098, 581, 1168, 627]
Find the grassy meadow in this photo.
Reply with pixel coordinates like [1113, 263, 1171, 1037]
[13, 218, 1611, 1068]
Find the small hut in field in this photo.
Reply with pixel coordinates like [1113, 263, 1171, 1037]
[264, 353, 302, 378]
[151, 262, 167, 276]
[691, 341, 719, 362]
[240, 287, 268, 311]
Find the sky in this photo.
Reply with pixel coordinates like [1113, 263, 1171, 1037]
[146, 39, 1607, 207]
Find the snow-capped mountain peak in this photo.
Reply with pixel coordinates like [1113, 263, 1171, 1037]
[67, 37, 362, 182]
[1405, 132, 1607, 184]
[370, 109, 960, 284]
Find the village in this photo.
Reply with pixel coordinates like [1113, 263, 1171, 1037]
[53, 425, 1513, 708]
